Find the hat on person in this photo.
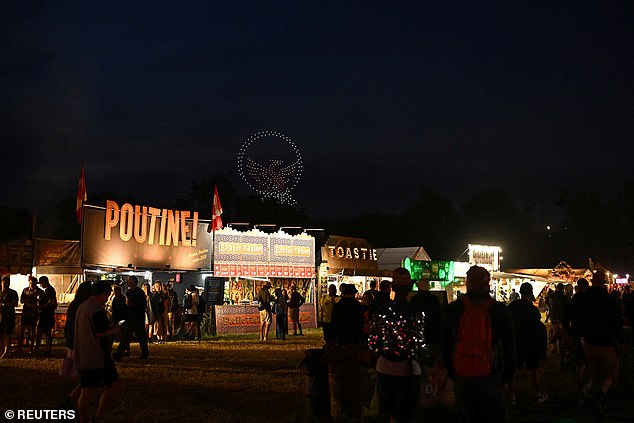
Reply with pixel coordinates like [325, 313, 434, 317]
[519, 282, 533, 295]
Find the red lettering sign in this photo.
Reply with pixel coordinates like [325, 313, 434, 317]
[257, 265, 266, 276]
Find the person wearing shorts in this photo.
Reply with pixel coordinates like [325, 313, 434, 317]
[256, 282, 272, 341]
[75, 281, 121, 423]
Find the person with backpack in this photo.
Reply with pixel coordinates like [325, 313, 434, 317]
[368, 268, 426, 423]
[441, 266, 516, 423]
[256, 282, 273, 341]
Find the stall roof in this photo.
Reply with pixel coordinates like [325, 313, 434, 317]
[376, 247, 431, 271]
[491, 271, 552, 283]
[505, 268, 591, 280]
[329, 267, 391, 277]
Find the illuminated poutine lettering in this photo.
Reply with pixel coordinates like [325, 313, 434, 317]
[133, 205, 148, 243]
[119, 203, 134, 242]
[166, 210, 179, 246]
[105, 200, 119, 240]
[180, 211, 191, 247]
[147, 207, 161, 245]
[159, 208, 168, 246]
[104, 200, 199, 247]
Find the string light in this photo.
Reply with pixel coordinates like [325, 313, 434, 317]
[237, 131, 303, 205]
[367, 302, 427, 361]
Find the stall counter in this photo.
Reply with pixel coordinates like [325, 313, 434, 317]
[215, 303, 316, 335]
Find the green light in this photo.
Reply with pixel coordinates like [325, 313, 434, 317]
[402, 259, 455, 284]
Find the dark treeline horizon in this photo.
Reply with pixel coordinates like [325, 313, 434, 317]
[5, 174, 634, 275]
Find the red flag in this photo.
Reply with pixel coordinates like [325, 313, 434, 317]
[209, 184, 223, 232]
[76, 163, 87, 224]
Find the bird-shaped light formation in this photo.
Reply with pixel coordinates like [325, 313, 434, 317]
[238, 131, 303, 204]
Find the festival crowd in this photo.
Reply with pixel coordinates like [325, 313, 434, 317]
[317, 266, 631, 422]
[1, 267, 632, 422]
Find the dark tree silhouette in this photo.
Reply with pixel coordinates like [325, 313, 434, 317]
[5, 176, 633, 275]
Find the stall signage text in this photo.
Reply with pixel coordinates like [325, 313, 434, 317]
[274, 245, 311, 257]
[468, 244, 501, 271]
[327, 246, 377, 261]
[104, 200, 199, 247]
[218, 242, 264, 255]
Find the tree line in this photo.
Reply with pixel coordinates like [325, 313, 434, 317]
[22, 174, 634, 274]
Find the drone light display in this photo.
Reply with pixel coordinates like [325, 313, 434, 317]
[237, 131, 303, 205]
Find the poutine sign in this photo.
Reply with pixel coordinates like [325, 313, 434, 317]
[82, 202, 213, 270]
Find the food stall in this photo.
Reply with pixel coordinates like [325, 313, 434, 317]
[505, 262, 593, 300]
[81, 200, 214, 297]
[0, 239, 34, 341]
[402, 258, 453, 305]
[34, 238, 84, 336]
[213, 228, 316, 334]
[316, 236, 387, 309]
[376, 246, 431, 273]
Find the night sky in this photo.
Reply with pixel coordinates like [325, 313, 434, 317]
[2, 2, 633, 218]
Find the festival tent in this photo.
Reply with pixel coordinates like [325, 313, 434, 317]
[376, 246, 431, 272]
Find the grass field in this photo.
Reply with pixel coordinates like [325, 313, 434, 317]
[1, 329, 633, 422]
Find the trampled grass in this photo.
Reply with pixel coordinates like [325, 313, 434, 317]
[1, 329, 633, 422]
[0, 331, 323, 423]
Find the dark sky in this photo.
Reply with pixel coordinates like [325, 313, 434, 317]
[1, 2, 633, 218]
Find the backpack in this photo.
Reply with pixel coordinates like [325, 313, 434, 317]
[453, 296, 494, 377]
[169, 291, 179, 312]
[152, 293, 165, 315]
[184, 293, 193, 310]
[198, 296, 206, 315]
[257, 290, 271, 312]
